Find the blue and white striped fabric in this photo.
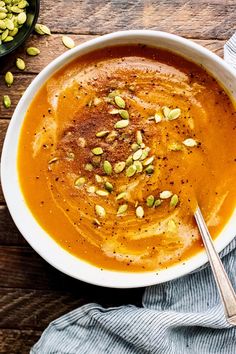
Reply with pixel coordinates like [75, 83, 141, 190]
[31, 35, 236, 354]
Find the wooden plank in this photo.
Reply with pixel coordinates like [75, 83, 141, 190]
[0, 205, 27, 246]
[0, 38, 225, 119]
[37, 0, 235, 39]
[0, 287, 142, 329]
[0, 329, 41, 354]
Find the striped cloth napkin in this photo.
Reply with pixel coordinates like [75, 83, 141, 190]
[31, 35, 236, 354]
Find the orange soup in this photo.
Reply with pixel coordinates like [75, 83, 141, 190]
[18, 45, 236, 272]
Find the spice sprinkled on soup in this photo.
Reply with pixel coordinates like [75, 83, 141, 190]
[18, 45, 236, 271]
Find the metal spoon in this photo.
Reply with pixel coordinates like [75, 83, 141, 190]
[194, 206, 236, 325]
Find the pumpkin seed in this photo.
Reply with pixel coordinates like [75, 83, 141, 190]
[133, 160, 143, 173]
[96, 189, 109, 196]
[146, 195, 155, 207]
[26, 47, 40, 56]
[125, 155, 133, 167]
[0, 13, 7, 20]
[96, 130, 110, 138]
[126, 164, 137, 177]
[168, 108, 181, 120]
[160, 190, 173, 199]
[136, 206, 144, 219]
[74, 177, 86, 187]
[0, 19, 6, 29]
[145, 165, 154, 174]
[114, 161, 126, 174]
[85, 163, 93, 171]
[35, 23, 51, 35]
[183, 138, 198, 147]
[18, 1, 28, 9]
[62, 35, 75, 49]
[117, 204, 128, 215]
[104, 181, 113, 192]
[114, 95, 125, 108]
[168, 142, 182, 151]
[87, 186, 96, 193]
[5, 71, 14, 86]
[103, 160, 112, 175]
[108, 90, 120, 98]
[154, 199, 162, 207]
[131, 143, 139, 152]
[9, 27, 18, 36]
[142, 156, 154, 166]
[17, 12, 26, 24]
[114, 120, 129, 129]
[170, 194, 179, 207]
[92, 147, 103, 155]
[95, 174, 103, 183]
[140, 147, 150, 161]
[11, 6, 23, 13]
[118, 109, 129, 119]
[133, 148, 143, 161]
[95, 205, 106, 218]
[116, 192, 126, 200]
[162, 106, 171, 118]
[1, 28, 8, 40]
[3, 95, 11, 108]
[167, 219, 177, 233]
[154, 113, 162, 123]
[109, 108, 119, 114]
[106, 130, 118, 142]
[4, 35, 13, 42]
[5, 18, 14, 30]
[136, 130, 142, 145]
[16, 57, 25, 70]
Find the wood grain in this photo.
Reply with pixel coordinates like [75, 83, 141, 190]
[0, 206, 26, 246]
[37, 0, 235, 39]
[0, 329, 41, 354]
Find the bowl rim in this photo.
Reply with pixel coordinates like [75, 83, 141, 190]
[0, 0, 40, 58]
[1, 30, 236, 288]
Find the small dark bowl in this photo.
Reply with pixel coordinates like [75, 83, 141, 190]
[0, 0, 40, 58]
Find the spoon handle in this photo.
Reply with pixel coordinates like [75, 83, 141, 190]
[194, 207, 236, 325]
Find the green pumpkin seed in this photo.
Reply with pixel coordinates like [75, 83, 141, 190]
[167, 219, 177, 233]
[1, 28, 8, 40]
[154, 113, 162, 123]
[9, 27, 18, 36]
[96, 189, 109, 196]
[162, 106, 171, 118]
[116, 192, 126, 200]
[95, 205, 106, 218]
[125, 155, 133, 167]
[145, 165, 154, 174]
[142, 156, 154, 166]
[96, 130, 110, 138]
[126, 164, 137, 177]
[26, 47, 40, 56]
[133, 160, 143, 173]
[168, 108, 181, 120]
[170, 194, 179, 207]
[106, 130, 118, 142]
[168, 142, 182, 151]
[0, 13, 7, 20]
[114, 161, 126, 174]
[11, 5, 23, 13]
[133, 148, 143, 161]
[35, 23, 51, 35]
[108, 90, 120, 98]
[136, 130, 142, 145]
[183, 138, 198, 147]
[17, 12, 26, 24]
[104, 181, 113, 192]
[5, 71, 14, 86]
[85, 163, 93, 171]
[62, 35, 75, 49]
[16, 57, 25, 70]
[160, 190, 173, 199]
[114, 95, 125, 108]
[0, 19, 6, 29]
[140, 147, 150, 161]
[4, 35, 13, 42]
[5, 18, 14, 30]
[92, 147, 103, 155]
[74, 177, 86, 187]
[18, 1, 28, 9]
[136, 206, 144, 219]
[117, 204, 128, 215]
[118, 109, 129, 119]
[109, 108, 119, 114]
[146, 195, 155, 207]
[87, 186, 96, 193]
[114, 120, 129, 129]
[103, 160, 112, 175]
[154, 199, 162, 207]
[3, 95, 11, 108]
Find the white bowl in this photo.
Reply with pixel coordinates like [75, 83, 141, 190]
[1, 30, 236, 288]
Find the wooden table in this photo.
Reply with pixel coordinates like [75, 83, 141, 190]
[0, 1, 235, 352]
